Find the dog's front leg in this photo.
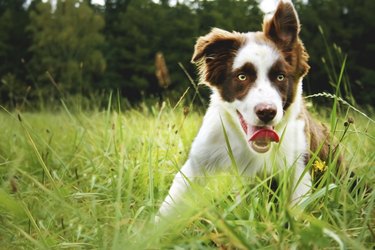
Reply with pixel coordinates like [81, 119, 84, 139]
[157, 159, 203, 220]
[291, 162, 312, 206]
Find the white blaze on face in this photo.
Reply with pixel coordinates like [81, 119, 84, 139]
[232, 38, 284, 126]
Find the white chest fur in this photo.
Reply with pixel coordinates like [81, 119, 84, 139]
[189, 94, 308, 177]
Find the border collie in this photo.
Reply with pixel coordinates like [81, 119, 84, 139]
[157, 0, 332, 218]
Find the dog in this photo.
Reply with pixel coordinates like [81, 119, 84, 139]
[157, 0, 333, 219]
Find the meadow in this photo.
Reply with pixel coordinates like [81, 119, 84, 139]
[0, 95, 374, 249]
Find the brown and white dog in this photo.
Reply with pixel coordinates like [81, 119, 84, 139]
[158, 0, 332, 218]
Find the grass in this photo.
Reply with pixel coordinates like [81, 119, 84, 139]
[0, 96, 374, 249]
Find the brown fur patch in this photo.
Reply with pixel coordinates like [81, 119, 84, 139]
[300, 104, 344, 183]
[191, 28, 246, 99]
[221, 62, 257, 101]
[301, 106, 330, 163]
[262, 1, 300, 50]
[268, 59, 293, 107]
[262, 1, 310, 109]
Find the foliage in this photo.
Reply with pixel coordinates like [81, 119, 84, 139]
[0, 0, 30, 107]
[296, 0, 375, 105]
[0, 99, 373, 248]
[0, 0, 374, 107]
[27, 0, 105, 98]
[102, 0, 259, 100]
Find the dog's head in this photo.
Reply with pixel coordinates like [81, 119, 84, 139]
[192, 1, 309, 153]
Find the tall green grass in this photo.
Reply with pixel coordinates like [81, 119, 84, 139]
[0, 92, 373, 249]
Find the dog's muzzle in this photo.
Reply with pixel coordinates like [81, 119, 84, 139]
[237, 110, 280, 153]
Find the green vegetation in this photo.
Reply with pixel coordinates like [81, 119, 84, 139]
[27, 0, 106, 96]
[0, 97, 373, 249]
[0, 0, 374, 248]
[0, 0, 374, 106]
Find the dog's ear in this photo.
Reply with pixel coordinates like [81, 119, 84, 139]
[191, 28, 244, 86]
[263, 1, 300, 50]
[263, 1, 309, 78]
[191, 28, 243, 63]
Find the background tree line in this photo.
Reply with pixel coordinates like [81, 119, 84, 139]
[0, 0, 374, 108]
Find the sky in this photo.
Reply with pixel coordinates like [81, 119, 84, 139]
[90, 0, 289, 14]
[26, 0, 186, 7]
[91, 0, 104, 5]
[26, 0, 291, 15]
[90, 0, 279, 10]
[90, 0, 182, 6]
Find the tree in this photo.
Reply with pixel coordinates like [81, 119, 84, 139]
[0, 0, 373, 106]
[296, 0, 375, 105]
[103, 0, 198, 100]
[0, 0, 30, 106]
[27, 0, 106, 97]
[195, 0, 261, 34]
[102, 0, 262, 101]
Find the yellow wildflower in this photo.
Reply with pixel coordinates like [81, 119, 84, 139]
[313, 159, 327, 172]
[312, 159, 327, 179]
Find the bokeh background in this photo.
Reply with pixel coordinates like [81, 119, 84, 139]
[1, 0, 374, 108]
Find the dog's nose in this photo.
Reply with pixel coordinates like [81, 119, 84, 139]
[254, 103, 277, 123]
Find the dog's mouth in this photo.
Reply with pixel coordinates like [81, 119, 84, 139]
[237, 110, 280, 153]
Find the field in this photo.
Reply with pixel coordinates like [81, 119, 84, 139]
[0, 98, 374, 249]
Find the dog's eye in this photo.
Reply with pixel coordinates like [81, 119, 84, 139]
[237, 74, 247, 81]
[277, 74, 285, 81]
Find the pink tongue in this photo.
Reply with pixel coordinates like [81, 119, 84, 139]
[249, 128, 280, 143]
